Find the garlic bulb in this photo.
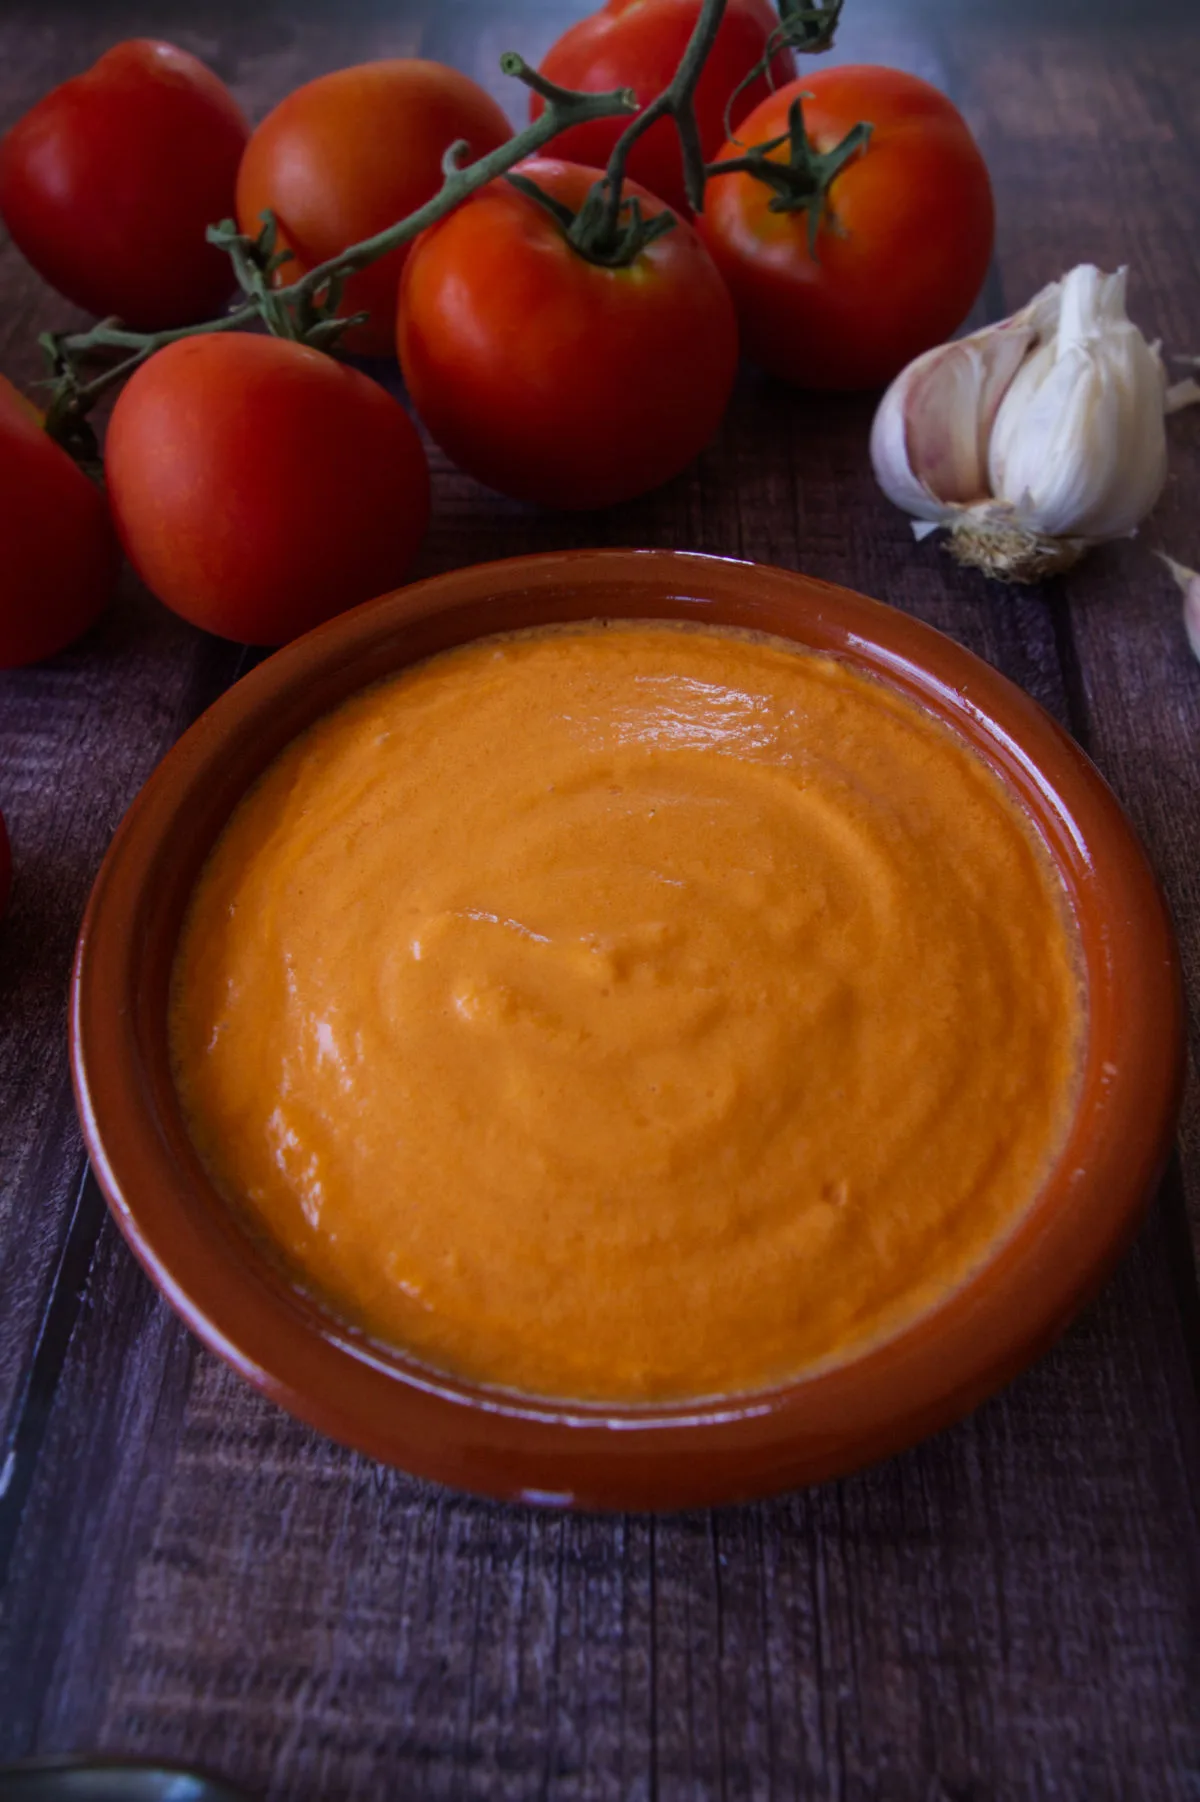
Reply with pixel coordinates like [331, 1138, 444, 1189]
[870, 265, 1173, 582]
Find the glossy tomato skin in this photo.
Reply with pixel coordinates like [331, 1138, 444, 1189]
[533, 0, 794, 217]
[237, 61, 512, 357]
[700, 67, 995, 390]
[398, 159, 738, 510]
[105, 335, 430, 646]
[0, 41, 249, 329]
[0, 374, 120, 669]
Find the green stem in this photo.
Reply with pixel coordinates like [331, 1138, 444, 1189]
[507, 0, 728, 270]
[44, 302, 263, 378]
[600, 0, 728, 226]
[39, 304, 275, 446]
[721, 0, 845, 141]
[706, 92, 871, 255]
[285, 57, 637, 305]
[513, 0, 847, 270]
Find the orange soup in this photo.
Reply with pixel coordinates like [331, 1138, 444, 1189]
[170, 623, 1083, 1402]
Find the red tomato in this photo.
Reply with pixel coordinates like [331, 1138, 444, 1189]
[0, 809, 10, 925]
[397, 158, 738, 510]
[0, 40, 249, 329]
[237, 61, 512, 357]
[105, 334, 430, 646]
[0, 373, 120, 668]
[699, 66, 994, 390]
[532, 0, 794, 216]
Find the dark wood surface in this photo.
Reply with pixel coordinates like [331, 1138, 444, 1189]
[2, 2, 1199, 1795]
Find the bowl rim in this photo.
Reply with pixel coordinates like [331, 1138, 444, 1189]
[70, 549, 1185, 1509]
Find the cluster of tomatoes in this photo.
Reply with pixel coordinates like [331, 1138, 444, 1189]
[0, 0, 994, 669]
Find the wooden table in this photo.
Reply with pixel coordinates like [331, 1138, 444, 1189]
[2, 2, 1198, 1794]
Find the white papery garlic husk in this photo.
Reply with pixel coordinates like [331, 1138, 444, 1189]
[870, 264, 1172, 583]
[1158, 553, 1200, 665]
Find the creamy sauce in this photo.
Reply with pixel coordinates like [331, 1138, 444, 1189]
[171, 623, 1083, 1401]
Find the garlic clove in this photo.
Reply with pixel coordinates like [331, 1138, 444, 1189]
[988, 337, 1121, 538]
[869, 311, 1041, 524]
[987, 266, 1167, 541]
[868, 342, 966, 525]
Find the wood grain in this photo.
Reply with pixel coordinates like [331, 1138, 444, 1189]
[1, 2, 1199, 1797]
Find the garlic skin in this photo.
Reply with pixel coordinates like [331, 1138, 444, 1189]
[870, 265, 1170, 582]
[1158, 553, 1200, 665]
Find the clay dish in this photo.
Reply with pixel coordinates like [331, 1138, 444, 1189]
[71, 551, 1184, 1509]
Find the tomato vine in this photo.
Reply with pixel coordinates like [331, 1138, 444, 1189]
[39, 0, 852, 454]
[39, 53, 636, 452]
[510, 0, 850, 265]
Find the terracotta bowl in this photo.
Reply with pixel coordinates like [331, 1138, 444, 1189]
[71, 551, 1184, 1510]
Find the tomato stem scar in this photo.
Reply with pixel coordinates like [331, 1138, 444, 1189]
[705, 91, 872, 256]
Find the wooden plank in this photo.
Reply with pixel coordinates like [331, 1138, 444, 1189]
[1, 3, 1199, 1799]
